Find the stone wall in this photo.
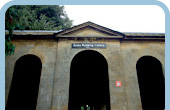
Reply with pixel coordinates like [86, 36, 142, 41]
[5, 38, 165, 110]
[5, 39, 58, 110]
[120, 41, 165, 110]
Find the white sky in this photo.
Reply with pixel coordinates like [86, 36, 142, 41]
[0, 3, 167, 33]
[64, 5, 165, 33]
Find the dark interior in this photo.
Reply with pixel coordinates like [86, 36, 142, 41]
[6, 55, 42, 110]
[136, 56, 165, 110]
[68, 50, 110, 110]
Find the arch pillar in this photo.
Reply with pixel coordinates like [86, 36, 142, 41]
[68, 50, 110, 110]
[136, 56, 165, 110]
[6, 55, 42, 110]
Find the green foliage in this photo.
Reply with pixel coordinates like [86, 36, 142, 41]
[5, 39, 15, 56]
[5, 5, 73, 56]
[5, 5, 73, 30]
[81, 106, 84, 110]
[5, 30, 15, 56]
[5, 6, 16, 56]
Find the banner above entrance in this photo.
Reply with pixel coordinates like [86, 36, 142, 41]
[72, 43, 106, 49]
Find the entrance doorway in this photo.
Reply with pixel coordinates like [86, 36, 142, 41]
[6, 55, 42, 110]
[136, 56, 165, 110]
[68, 50, 110, 110]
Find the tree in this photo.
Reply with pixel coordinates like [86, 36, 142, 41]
[5, 5, 73, 56]
[5, 6, 16, 56]
[5, 5, 73, 30]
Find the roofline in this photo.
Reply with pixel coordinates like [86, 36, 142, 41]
[5, 30, 165, 36]
[5, 30, 61, 35]
[124, 32, 165, 36]
[5, 30, 165, 41]
[55, 21, 126, 37]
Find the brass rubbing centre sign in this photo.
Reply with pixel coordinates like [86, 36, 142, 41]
[72, 43, 106, 49]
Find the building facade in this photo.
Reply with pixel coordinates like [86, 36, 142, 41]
[5, 22, 165, 110]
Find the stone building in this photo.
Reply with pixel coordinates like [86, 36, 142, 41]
[5, 22, 165, 110]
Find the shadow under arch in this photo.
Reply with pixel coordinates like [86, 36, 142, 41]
[6, 54, 42, 110]
[68, 50, 110, 110]
[136, 56, 165, 110]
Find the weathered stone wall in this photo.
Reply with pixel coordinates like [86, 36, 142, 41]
[5, 39, 58, 110]
[5, 38, 165, 110]
[51, 39, 128, 110]
[120, 41, 165, 110]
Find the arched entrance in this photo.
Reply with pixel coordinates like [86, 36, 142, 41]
[6, 55, 42, 110]
[136, 56, 165, 110]
[68, 50, 110, 110]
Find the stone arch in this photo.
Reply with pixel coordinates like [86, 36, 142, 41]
[68, 50, 110, 110]
[136, 56, 165, 110]
[6, 54, 42, 110]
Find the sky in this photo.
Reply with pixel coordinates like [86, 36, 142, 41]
[0, 2, 168, 33]
[64, 5, 165, 33]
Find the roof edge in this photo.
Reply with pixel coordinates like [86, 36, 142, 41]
[55, 21, 125, 37]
